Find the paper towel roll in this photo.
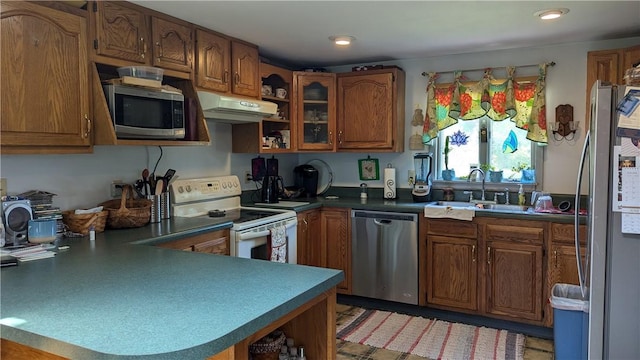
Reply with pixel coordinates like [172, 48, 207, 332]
[384, 167, 396, 199]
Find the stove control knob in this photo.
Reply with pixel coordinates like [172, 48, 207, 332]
[186, 185, 192, 192]
[177, 186, 184, 193]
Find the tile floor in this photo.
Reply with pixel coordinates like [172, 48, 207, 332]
[336, 303, 555, 360]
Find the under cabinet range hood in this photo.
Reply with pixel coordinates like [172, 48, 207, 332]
[197, 91, 278, 123]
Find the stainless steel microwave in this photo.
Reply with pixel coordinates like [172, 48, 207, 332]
[103, 84, 185, 140]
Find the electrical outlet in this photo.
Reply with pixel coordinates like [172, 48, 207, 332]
[245, 171, 253, 184]
[110, 180, 123, 198]
[408, 170, 415, 185]
[0, 178, 6, 196]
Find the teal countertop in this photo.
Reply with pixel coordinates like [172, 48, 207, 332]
[0, 216, 344, 359]
[247, 196, 581, 223]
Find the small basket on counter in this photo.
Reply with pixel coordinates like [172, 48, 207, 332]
[62, 209, 108, 235]
[248, 329, 286, 360]
[99, 185, 152, 229]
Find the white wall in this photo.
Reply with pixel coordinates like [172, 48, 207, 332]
[314, 37, 640, 193]
[1, 37, 638, 210]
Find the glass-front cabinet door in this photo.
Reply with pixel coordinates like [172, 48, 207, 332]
[294, 72, 336, 151]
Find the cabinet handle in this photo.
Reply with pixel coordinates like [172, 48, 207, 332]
[554, 250, 558, 268]
[487, 246, 491, 265]
[472, 245, 476, 262]
[338, 130, 343, 144]
[155, 41, 163, 60]
[303, 218, 308, 232]
[83, 114, 91, 138]
[223, 70, 229, 84]
[139, 37, 146, 59]
[329, 131, 333, 145]
[234, 72, 239, 86]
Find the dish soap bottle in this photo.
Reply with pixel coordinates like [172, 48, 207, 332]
[518, 184, 526, 206]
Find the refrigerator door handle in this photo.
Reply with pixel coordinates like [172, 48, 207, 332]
[575, 130, 590, 298]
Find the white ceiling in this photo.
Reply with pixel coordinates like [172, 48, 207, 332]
[132, 1, 640, 68]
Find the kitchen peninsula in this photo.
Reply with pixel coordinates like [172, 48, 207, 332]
[0, 219, 343, 360]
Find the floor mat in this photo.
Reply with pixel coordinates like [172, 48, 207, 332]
[337, 307, 525, 360]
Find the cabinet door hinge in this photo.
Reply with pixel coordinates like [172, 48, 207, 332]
[93, 39, 98, 49]
[92, 2, 97, 12]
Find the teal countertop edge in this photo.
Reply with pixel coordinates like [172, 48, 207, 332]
[0, 215, 344, 359]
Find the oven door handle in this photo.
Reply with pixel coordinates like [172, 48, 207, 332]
[236, 220, 297, 241]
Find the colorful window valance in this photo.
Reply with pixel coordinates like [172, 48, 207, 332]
[422, 63, 551, 144]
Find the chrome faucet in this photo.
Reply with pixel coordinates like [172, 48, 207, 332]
[467, 168, 486, 201]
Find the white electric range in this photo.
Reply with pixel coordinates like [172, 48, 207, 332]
[170, 176, 297, 263]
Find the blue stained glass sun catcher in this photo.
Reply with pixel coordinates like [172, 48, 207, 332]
[450, 130, 469, 147]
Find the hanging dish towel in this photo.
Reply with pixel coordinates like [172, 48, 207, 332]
[424, 205, 475, 221]
[268, 225, 287, 263]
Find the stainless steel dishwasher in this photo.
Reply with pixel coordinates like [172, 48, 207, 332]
[351, 210, 418, 305]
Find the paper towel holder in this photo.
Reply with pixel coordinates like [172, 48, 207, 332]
[384, 163, 397, 199]
[358, 155, 379, 180]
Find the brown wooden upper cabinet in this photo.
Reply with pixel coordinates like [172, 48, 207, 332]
[150, 16, 193, 73]
[336, 68, 405, 152]
[196, 28, 260, 98]
[294, 72, 337, 151]
[92, 1, 193, 74]
[585, 45, 640, 130]
[1, 1, 92, 154]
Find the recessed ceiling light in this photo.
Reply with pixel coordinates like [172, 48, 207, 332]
[534, 8, 569, 20]
[329, 35, 355, 46]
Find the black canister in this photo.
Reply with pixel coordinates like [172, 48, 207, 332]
[294, 165, 319, 198]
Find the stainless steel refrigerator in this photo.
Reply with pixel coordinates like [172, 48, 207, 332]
[576, 80, 640, 359]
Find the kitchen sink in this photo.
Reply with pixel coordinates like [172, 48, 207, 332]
[435, 201, 477, 207]
[484, 204, 530, 212]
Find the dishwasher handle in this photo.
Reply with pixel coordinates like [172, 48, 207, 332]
[351, 210, 418, 222]
[373, 219, 392, 226]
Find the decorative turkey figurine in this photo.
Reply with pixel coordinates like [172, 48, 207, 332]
[411, 108, 424, 126]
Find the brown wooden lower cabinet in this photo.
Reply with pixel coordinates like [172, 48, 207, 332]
[485, 240, 543, 322]
[1, 339, 67, 360]
[427, 235, 478, 311]
[297, 209, 324, 267]
[321, 207, 351, 294]
[425, 217, 546, 326]
[156, 229, 230, 255]
[544, 223, 587, 327]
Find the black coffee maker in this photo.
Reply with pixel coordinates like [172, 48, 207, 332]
[262, 157, 283, 203]
[294, 164, 319, 198]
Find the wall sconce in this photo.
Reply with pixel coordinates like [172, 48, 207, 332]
[552, 104, 578, 141]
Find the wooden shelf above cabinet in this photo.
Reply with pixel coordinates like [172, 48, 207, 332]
[91, 63, 210, 146]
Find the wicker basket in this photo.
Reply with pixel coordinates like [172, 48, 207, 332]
[99, 185, 152, 229]
[62, 210, 108, 235]
[249, 330, 286, 360]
